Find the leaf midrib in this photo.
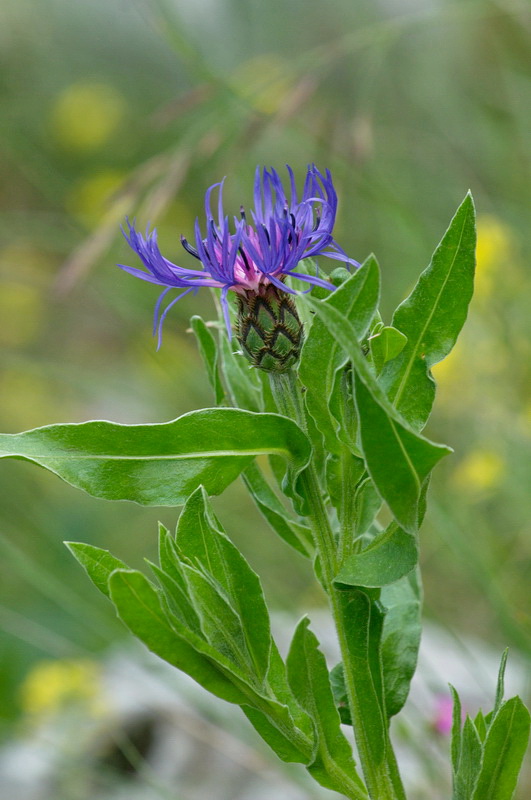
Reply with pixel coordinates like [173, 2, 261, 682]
[0, 448, 288, 461]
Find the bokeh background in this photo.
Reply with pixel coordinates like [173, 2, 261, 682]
[0, 0, 530, 797]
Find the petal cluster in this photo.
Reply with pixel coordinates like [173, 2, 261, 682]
[120, 165, 357, 345]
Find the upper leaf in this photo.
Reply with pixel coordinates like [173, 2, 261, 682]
[369, 326, 407, 376]
[303, 294, 451, 532]
[0, 409, 311, 507]
[299, 257, 380, 454]
[242, 462, 314, 558]
[335, 523, 417, 588]
[354, 377, 449, 532]
[380, 194, 476, 429]
[190, 315, 225, 405]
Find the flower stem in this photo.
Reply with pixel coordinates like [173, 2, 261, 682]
[269, 370, 407, 800]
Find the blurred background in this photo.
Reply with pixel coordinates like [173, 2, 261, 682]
[0, 0, 530, 797]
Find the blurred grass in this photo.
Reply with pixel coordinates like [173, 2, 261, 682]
[0, 0, 530, 791]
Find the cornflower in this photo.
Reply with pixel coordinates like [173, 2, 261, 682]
[121, 165, 357, 370]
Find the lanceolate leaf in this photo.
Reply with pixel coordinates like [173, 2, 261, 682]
[335, 524, 417, 588]
[219, 335, 262, 411]
[450, 685, 463, 776]
[454, 717, 483, 800]
[303, 295, 451, 532]
[471, 697, 530, 800]
[380, 568, 422, 718]
[242, 462, 314, 558]
[0, 409, 311, 507]
[380, 194, 476, 429]
[65, 542, 128, 599]
[108, 568, 249, 705]
[299, 257, 380, 454]
[494, 648, 509, 715]
[176, 487, 272, 683]
[190, 315, 225, 405]
[354, 377, 449, 532]
[286, 618, 365, 796]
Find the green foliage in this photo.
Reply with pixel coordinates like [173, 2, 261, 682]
[450, 651, 531, 800]
[242, 462, 314, 558]
[6, 192, 529, 800]
[287, 617, 365, 795]
[190, 315, 226, 405]
[303, 292, 451, 532]
[299, 257, 380, 455]
[354, 376, 450, 532]
[176, 486, 272, 683]
[67, 492, 319, 769]
[219, 334, 263, 411]
[0, 408, 311, 506]
[335, 524, 417, 588]
[333, 588, 388, 765]
[379, 194, 476, 430]
[369, 326, 407, 376]
[380, 568, 422, 718]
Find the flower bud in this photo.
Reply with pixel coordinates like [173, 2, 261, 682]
[236, 284, 304, 372]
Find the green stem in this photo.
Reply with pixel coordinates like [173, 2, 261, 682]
[338, 447, 358, 565]
[269, 370, 407, 800]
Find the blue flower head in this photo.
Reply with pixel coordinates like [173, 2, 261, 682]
[120, 165, 358, 347]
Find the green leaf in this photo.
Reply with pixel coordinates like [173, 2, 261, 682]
[160, 592, 304, 738]
[369, 326, 408, 375]
[454, 717, 483, 800]
[65, 542, 128, 599]
[181, 564, 251, 674]
[72, 541, 313, 763]
[241, 706, 311, 764]
[335, 524, 417, 588]
[450, 685, 463, 776]
[334, 588, 388, 763]
[299, 257, 380, 455]
[474, 710, 488, 743]
[329, 663, 352, 725]
[380, 194, 476, 429]
[190, 315, 225, 405]
[242, 462, 314, 558]
[494, 648, 509, 715]
[380, 568, 422, 717]
[219, 335, 262, 411]
[472, 697, 530, 800]
[148, 558, 202, 634]
[286, 617, 364, 795]
[325, 451, 365, 515]
[354, 478, 382, 537]
[303, 293, 451, 532]
[328, 366, 360, 454]
[108, 568, 248, 705]
[354, 376, 449, 532]
[176, 487, 272, 683]
[0, 408, 311, 507]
